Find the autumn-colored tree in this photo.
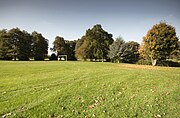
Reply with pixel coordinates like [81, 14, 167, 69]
[170, 41, 180, 59]
[75, 37, 89, 60]
[142, 22, 179, 66]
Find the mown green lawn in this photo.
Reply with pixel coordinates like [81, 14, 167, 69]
[0, 61, 179, 118]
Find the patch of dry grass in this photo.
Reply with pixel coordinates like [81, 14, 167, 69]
[118, 63, 175, 70]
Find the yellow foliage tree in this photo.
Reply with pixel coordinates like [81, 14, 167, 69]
[141, 22, 179, 66]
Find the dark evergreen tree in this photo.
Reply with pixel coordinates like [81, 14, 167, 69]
[32, 31, 48, 60]
[7, 28, 32, 60]
[17, 30, 32, 60]
[0, 29, 13, 60]
[65, 40, 77, 60]
[8, 28, 21, 61]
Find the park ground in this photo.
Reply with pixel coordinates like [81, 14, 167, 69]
[0, 61, 179, 117]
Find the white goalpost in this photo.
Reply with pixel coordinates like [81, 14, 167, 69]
[58, 55, 67, 61]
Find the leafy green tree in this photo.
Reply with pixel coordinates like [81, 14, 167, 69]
[75, 24, 113, 61]
[119, 41, 139, 63]
[8, 28, 32, 60]
[1, 28, 32, 60]
[108, 37, 125, 63]
[75, 37, 88, 60]
[108, 38, 139, 63]
[0, 28, 48, 61]
[53, 36, 67, 55]
[53, 36, 77, 60]
[142, 22, 179, 66]
[0, 29, 13, 60]
[17, 30, 32, 60]
[8, 28, 21, 61]
[32, 31, 48, 60]
[65, 40, 76, 60]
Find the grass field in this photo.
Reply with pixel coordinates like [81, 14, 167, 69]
[0, 61, 179, 118]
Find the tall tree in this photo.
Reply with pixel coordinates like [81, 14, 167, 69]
[8, 28, 32, 60]
[142, 22, 179, 66]
[53, 36, 67, 55]
[0, 28, 32, 60]
[108, 38, 139, 63]
[119, 41, 139, 63]
[75, 24, 113, 61]
[8, 28, 22, 61]
[108, 37, 125, 63]
[53, 36, 77, 60]
[32, 31, 48, 60]
[17, 30, 32, 60]
[65, 40, 76, 60]
[75, 36, 88, 60]
[0, 29, 12, 60]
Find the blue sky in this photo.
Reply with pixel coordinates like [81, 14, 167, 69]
[0, 0, 180, 48]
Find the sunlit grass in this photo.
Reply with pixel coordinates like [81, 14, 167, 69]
[0, 61, 179, 117]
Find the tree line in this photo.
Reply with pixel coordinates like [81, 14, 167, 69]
[0, 28, 48, 60]
[51, 36, 76, 60]
[0, 22, 179, 66]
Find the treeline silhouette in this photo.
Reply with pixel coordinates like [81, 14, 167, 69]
[0, 23, 179, 67]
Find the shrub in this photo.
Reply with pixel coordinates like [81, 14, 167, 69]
[136, 59, 152, 65]
[157, 60, 180, 67]
[49, 53, 57, 60]
[137, 59, 180, 67]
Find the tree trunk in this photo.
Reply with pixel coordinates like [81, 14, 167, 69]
[102, 57, 104, 62]
[151, 57, 157, 66]
[14, 55, 17, 61]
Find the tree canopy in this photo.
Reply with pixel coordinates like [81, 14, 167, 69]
[32, 31, 48, 60]
[108, 37, 125, 63]
[53, 36, 76, 60]
[65, 40, 76, 60]
[0, 23, 179, 65]
[108, 37, 139, 63]
[0, 28, 48, 60]
[141, 22, 179, 66]
[0, 28, 32, 60]
[0, 29, 12, 60]
[119, 41, 139, 63]
[75, 24, 113, 61]
[53, 36, 67, 55]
